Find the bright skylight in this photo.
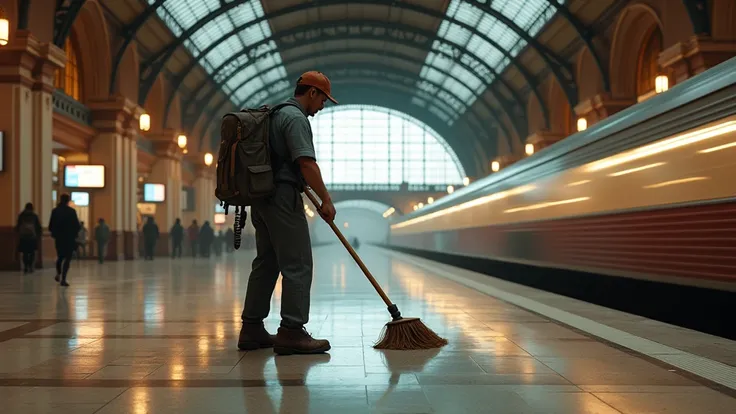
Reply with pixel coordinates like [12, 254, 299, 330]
[333, 200, 395, 215]
[148, 0, 288, 105]
[416, 0, 562, 125]
[308, 105, 466, 186]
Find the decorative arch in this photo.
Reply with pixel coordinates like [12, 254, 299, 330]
[711, 0, 736, 40]
[114, 41, 140, 103]
[167, 93, 183, 133]
[70, 0, 111, 101]
[636, 25, 664, 98]
[495, 116, 521, 157]
[526, 95, 546, 135]
[142, 75, 167, 133]
[333, 200, 396, 216]
[548, 77, 573, 136]
[609, 4, 663, 100]
[576, 47, 605, 102]
[308, 104, 466, 186]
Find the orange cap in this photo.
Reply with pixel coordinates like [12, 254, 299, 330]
[297, 71, 338, 104]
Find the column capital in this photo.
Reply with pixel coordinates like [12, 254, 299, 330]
[574, 92, 635, 123]
[491, 153, 524, 172]
[31, 41, 65, 94]
[0, 30, 64, 89]
[659, 36, 736, 84]
[89, 95, 140, 135]
[145, 129, 184, 161]
[526, 130, 565, 153]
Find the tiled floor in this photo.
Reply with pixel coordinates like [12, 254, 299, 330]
[0, 245, 733, 413]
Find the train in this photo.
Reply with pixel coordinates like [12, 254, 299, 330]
[386, 57, 736, 338]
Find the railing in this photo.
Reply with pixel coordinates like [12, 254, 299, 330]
[52, 89, 91, 125]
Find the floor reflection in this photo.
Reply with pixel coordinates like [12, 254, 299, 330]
[0, 245, 731, 413]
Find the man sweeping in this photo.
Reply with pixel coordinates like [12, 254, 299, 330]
[237, 71, 338, 355]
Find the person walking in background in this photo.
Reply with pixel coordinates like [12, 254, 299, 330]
[76, 221, 88, 259]
[188, 220, 199, 258]
[198, 221, 215, 258]
[142, 217, 159, 260]
[49, 193, 81, 286]
[170, 218, 184, 258]
[94, 218, 110, 264]
[16, 202, 42, 273]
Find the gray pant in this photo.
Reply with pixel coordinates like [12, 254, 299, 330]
[241, 183, 313, 329]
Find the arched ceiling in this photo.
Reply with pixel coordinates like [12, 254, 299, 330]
[100, 0, 613, 177]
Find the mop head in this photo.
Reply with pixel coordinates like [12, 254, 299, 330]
[373, 317, 448, 350]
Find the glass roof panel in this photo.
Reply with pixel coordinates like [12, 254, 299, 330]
[232, 77, 265, 104]
[149, 0, 288, 109]
[414, 0, 562, 126]
[202, 34, 243, 70]
[442, 77, 474, 105]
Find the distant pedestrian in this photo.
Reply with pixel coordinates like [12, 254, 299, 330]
[16, 202, 42, 273]
[142, 217, 159, 260]
[49, 194, 81, 286]
[94, 218, 110, 263]
[170, 218, 184, 258]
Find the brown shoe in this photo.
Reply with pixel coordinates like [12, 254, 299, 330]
[273, 327, 331, 355]
[237, 323, 276, 350]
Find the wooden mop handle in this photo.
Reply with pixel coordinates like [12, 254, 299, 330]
[303, 187, 393, 307]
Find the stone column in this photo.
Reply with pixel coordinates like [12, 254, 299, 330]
[659, 36, 736, 85]
[0, 30, 64, 270]
[121, 117, 139, 259]
[88, 96, 142, 261]
[147, 132, 183, 256]
[194, 164, 216, 226]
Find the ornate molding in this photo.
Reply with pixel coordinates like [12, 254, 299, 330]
[0, 30, 56, 89]
[31, 41, 66, 93]
[88, 95, 140, 135]
[659, 35, 736, 84]
[574, 92, 635, 122]
[52, 110, 95, 152]
[526, 130, 565, 152]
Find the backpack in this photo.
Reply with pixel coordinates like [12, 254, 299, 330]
[19, 217, 36, 239]
[214, 102, 298, 249]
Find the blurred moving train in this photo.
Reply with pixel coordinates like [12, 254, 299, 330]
[386, 57, 736, 338]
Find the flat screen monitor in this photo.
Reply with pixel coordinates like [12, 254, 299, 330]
[64, 165, 105, 188]
[71, 191, 89, 206]
[143, 183, 166, 202]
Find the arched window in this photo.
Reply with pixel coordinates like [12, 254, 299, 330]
[309, 105, 466, 189]
[333, 200, 395, 216]
[54, 34, 83, 101]
[637, 26, 663, 98]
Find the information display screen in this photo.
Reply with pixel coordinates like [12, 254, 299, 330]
[64, 165, 105, 188]
[143, 183, 166, 202]
[71, 191, 89, 206]
[214, 213, 226, 224]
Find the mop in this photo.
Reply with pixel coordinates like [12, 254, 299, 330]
[304, 188, 448, 350]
